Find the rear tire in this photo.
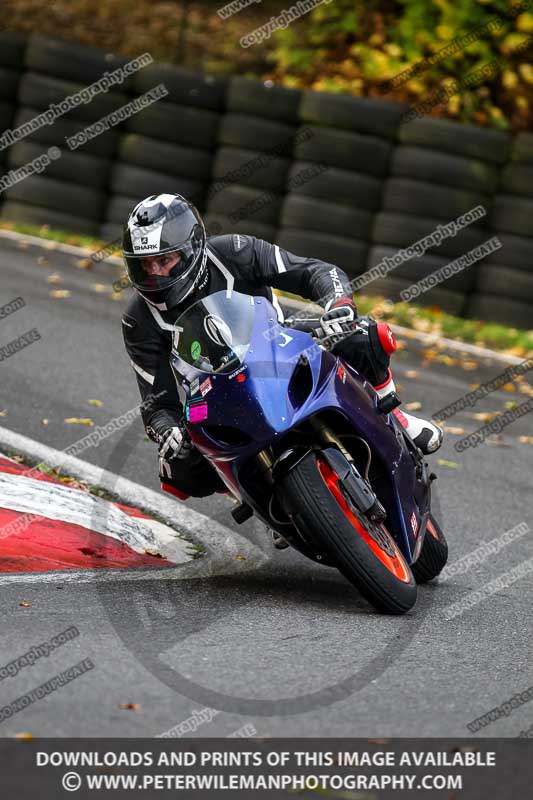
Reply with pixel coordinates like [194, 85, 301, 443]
[411, 516, 448, 584]
[280, 452, 417, 614]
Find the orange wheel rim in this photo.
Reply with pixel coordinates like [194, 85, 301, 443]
[317, 457, 412, 584]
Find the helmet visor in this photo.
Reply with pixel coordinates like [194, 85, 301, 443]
[125, 237, 203, 294]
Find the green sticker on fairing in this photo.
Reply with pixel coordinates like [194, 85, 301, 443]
[191, 340, 201, 360]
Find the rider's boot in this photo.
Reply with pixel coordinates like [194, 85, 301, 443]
[374, 370, 443, 455]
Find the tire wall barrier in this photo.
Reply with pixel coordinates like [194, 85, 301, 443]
[0, 33, 531, 329]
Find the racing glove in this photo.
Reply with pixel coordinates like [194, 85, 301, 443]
[158, 423, 193, 461]
[319, 297, 358, 338]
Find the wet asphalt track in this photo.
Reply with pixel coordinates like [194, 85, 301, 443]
[0, 236, 532, 737]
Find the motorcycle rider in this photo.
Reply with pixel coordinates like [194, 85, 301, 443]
[121, 193, 443, 508]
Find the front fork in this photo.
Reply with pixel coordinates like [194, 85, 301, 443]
[308, 418, 354, 464]
[272, 421, 386, 525]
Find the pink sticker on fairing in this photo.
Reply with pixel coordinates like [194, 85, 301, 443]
[188, 402, 208, 423]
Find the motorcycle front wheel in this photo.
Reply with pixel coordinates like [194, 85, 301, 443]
[280, 451, 417, 615]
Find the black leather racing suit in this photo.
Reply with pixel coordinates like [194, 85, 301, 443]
[122, 233, 355, 497]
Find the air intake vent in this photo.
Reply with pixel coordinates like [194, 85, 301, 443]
[202, 425, 252, 447]
[288, 356, 313, 408]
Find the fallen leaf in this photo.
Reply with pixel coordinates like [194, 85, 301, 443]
[235, 554, 247, 561]
[461, 360, 479, 371]
[16, 241, 30, 249]
[19, 601, 32, 607]
[46, 273, 62, 284]
[40, 419, 49, 425]
[406, 370, 419, 379]
[504, 401, 519, 409]
[88, 399, 103, 407]
[119, 703, 140, 711]
[518, 435, 533, 444]
[37, 256, 49, 266]
[466, 411, 499, 422]
[0, 409, 7, 416]
[442, 425, 465, 435]
[91, 283, 111, 293]
[486, 435, 512, 447]
[76, 258, 92, 269]
[49, 289, 71, 299]
[414, 319, 434, 334]
[438, 354, 458, 367]
[144, 548, 164, 559]
[59, 477, 89, 491]
[14, 733, 33, 740]
[405, 401, 422, 411]
[502, 382, 517, 392]
[422, 348, 439, 363]
[110, 292, 123, 302]
[437, 459, 461, 469]
[64, 418, 94, 426]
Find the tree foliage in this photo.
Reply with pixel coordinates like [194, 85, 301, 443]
[3, 0, 532, 129]
[268, 0, 533, 130]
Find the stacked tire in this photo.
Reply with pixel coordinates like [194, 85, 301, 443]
[465, 132, 533, 329]
[277, 92, 405, 278]
[1, 36, 135, 235]
[0, 33, 28, 218]
[369, 117, 509, 316]
[203, 77, 301, 241]
[100, 62, 226, 243]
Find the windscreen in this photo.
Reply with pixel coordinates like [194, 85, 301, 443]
[173, 291, 256, 374]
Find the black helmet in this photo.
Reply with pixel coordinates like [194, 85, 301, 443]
[122, 193, 208, 310]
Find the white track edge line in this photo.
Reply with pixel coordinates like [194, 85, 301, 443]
[0, 228, 121, 265]
[0, 426, 266, 574]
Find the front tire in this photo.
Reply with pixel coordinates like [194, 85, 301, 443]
[280, 452, 417, 615]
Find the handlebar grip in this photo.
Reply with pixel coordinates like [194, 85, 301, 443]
[284, 316, 322, 333]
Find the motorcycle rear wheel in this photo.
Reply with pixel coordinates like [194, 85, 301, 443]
[280, 451, 417, 615]
[411, 515, 448, 584]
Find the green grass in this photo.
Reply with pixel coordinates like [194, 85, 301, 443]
[0, 218, 113, 252]
[355, 295, 533, 358]
[278, 288, 532, 358]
